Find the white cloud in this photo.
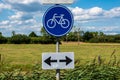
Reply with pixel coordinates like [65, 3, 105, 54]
[72, 7, 84, 15]
[88, 7, 103, 16]
[105, 32, 119, 35]
[0, 20, 11, 29]
[84, 26, 120, 33]
[0, 20, 9, 25]
[3, 0, 48, 13]
[71, 6, 104, 21]
[25, 19, 36, 24]
[101, 26, 119, 32]
[6, 0, 41, 4]
[71, 6, 120, 22]
[0, 3, 11, 11]
[104, 7, 120, 18]
[9, 12, 24, 20]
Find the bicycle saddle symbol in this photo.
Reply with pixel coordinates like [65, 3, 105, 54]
[47, 13, 70, 28]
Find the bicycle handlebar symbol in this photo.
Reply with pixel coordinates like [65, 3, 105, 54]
[47, 13, 70, 28]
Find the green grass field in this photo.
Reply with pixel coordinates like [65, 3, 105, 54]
[0, 42, 120, 70]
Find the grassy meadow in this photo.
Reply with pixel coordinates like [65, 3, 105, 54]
[0, 42, 120, 70]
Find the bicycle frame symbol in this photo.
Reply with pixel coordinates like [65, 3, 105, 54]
[47, 13, 70, 28]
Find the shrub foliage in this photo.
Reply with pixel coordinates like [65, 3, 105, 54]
[1, 30, 120, 44]
[0, 55, 120, 80]
[10, 34, 31, 44]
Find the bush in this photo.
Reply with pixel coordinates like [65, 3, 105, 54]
[0, 36, 7, 44]
[89, 38, 99, 43]
[10, 34, 30, 44]
[30, 37, 42, 44]
[30, 36, 56, 44]
[83, 31, 94, 42]
[115, 40, 120, 43]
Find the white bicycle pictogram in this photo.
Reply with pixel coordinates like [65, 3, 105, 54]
[47, 13, 70, 28]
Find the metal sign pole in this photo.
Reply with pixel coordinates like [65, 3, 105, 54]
[56, 37, 60, 80]
[42, 3, 74, 80]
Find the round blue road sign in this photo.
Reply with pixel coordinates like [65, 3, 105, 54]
[43, 5, 74, 37]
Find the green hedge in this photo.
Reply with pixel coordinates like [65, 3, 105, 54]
[9, 34, 30, 44]
[30, 36, 56, 44]
[0, 36, 7, 44]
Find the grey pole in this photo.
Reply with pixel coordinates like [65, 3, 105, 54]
[56, 38, 60, 80]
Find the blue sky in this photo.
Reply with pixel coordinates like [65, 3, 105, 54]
[72, 0, 120, 9]
[0, 0, 120, 36]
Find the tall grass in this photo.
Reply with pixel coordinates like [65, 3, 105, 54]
[0, 53, 120, 80]
[0, 43, 120, 79]
[64, 53, 120, 80]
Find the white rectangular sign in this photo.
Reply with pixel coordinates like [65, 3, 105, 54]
[41, 0, 74, 4]
[42, 52, 74, 69]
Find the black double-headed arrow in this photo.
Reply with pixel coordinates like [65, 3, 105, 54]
[44, 56, 72, 66]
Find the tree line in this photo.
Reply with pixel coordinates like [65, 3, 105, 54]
[0, 27, 120, 44]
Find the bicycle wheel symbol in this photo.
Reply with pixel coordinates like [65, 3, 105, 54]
[47, 19, 56, 28]
[61, 19, 69, 28]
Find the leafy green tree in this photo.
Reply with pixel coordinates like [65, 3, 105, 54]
[67, 32, 77, 41]
[99, 32, 104, 36]
[40, 27, 48, 36]
[12, 31, 15, 36]
[0, 32, 7, 44]
[92, 32, 98, 38]
[29, 31, 37, 37]
[0, 36, 7, 44]
[40, 27, 56, 44]
[0, 32, 2, 36]
[83, 31, 94, 41]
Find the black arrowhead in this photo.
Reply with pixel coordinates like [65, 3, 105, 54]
[59, 56, 72, 65]
[66, 56, 72, 65]
[44, 57, 51, 66]
[44, 57, 57, 66]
